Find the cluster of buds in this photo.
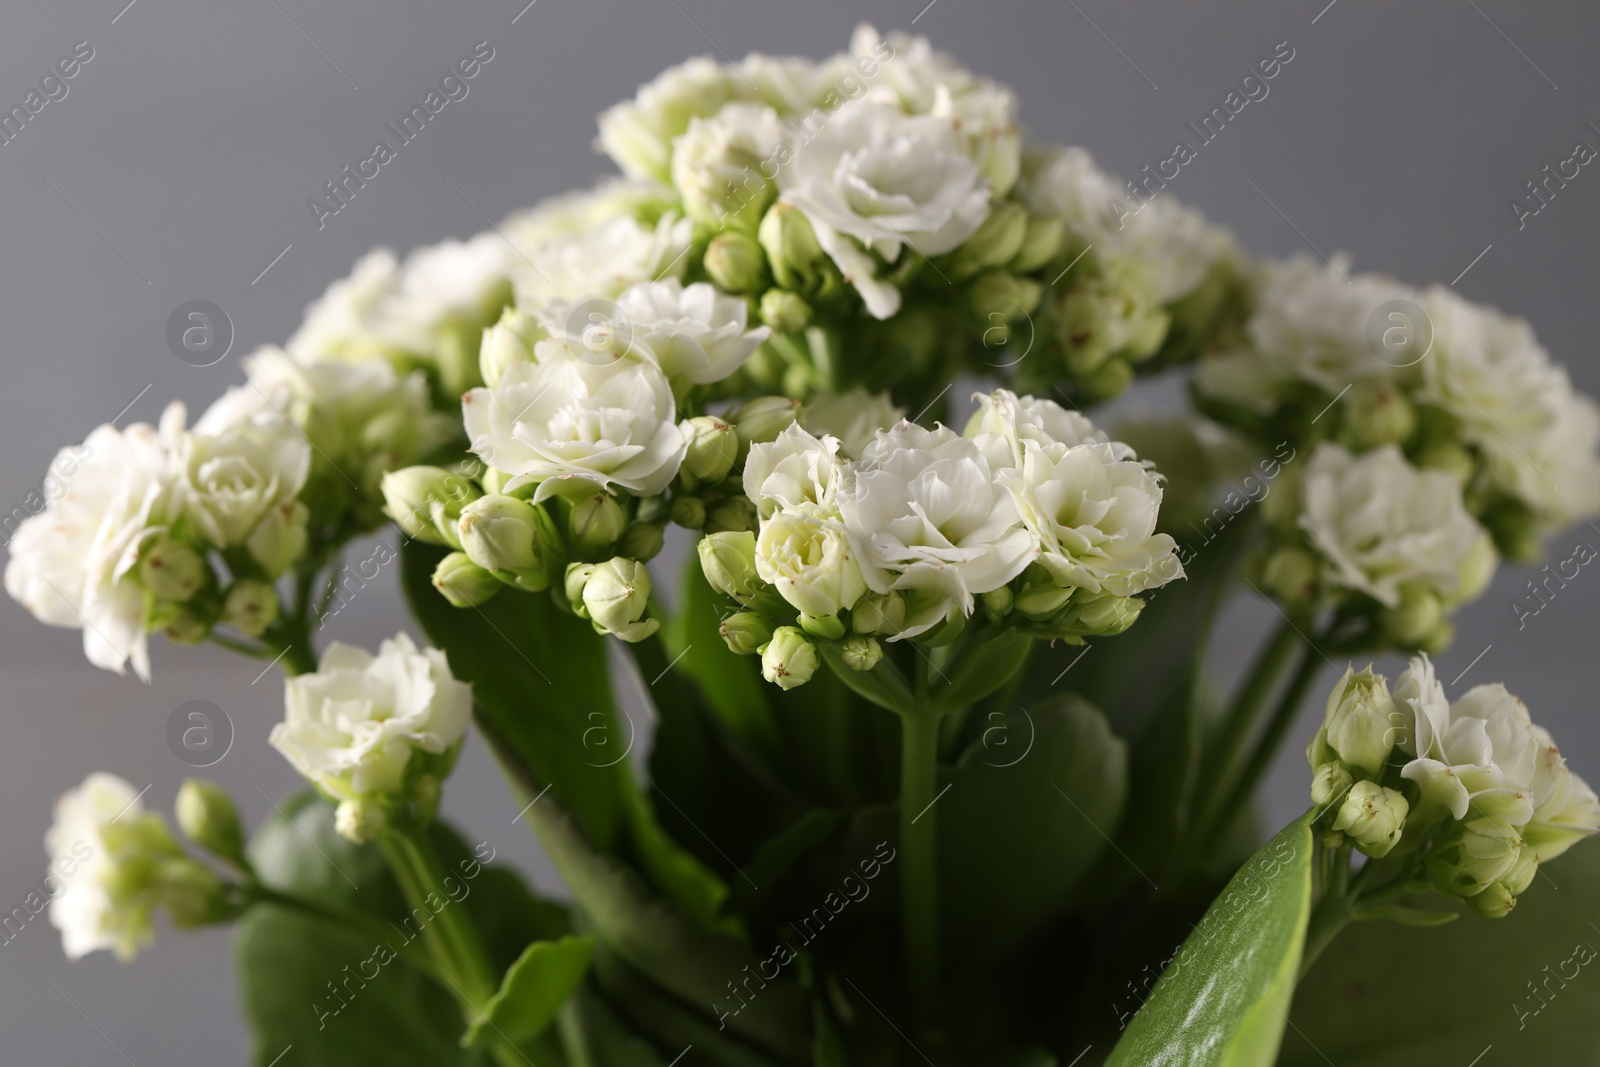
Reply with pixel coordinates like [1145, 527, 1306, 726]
[1306, 656, 1600, 917]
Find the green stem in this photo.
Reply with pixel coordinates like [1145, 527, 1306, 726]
[899, 656, 942, 1037]
[1300, 887, 1354, 978]
[1200, 643, 1325, 854]
[1196, 620, 1302, 808]
[378, 828, 499, 1009]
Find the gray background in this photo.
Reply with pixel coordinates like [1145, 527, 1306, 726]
[1, 0, 1596, 1062]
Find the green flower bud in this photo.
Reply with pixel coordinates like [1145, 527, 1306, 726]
[155, 856, 235, 929]
[1331, 781, 1409, 859]
[761, 626, 818, 690]
[1465, 878, 1518, 918]
[839, 634, 883, 672]
[139, 536, 208, 602]
[1414, 441, 1476, 487]
[1310, 761, 1354, 807]
[163, 606, 212, 646]
[1380, 582, 1443, 647]
[1428, 818, 1531, 902]
[1321, 666, 1398, 779]
[1417, 619, 1456, 655]
[980, 586, 1014, 622]
[1448, 534, 1498, 608]
[759, 202, 836, 297]
[617, 522, 666, 562]
[731, 396, 801, 456]
[1063, 592, 1144, 637]
[964, 270, 1043, 323]
[704, 232, 767, 293]
[382, 466, 482, 547]
[852, 591, 906, 636]
[1015, 581, 1073, 620]
[1053, 270, 1166, 377]
[1262, 546, 1320, 605]
[719, 611, 774, 655]
[799, 612, 846, 640]
[410, 773, 442, 826]
[565, 562, 596, 614]
[459, 494, 562, 591]
[1079, 357, 1135, 401]
[1483, 501, 1541, 564]
[581, 557, 657, 642]
[671, 495, 707, 529]
[479, 306, 542, 388]
[432, 315, 487, 398]
[221, 579, 280, 638]
[334, 796, 389, 844]
[698, 531, 762, 604]
[175, 779, 246, 867]
[432, 552, 501, 608]
[704, 496, 759, 535]
[946, 201, 1027, 282]
[1010, 213, 1067, 274]
[759, 290, 813, 334]
[682, 416, 738, 483]
[1337, 381, 1416, 451]
[246, 500, 310, 579]
[569, 491, 629, 555]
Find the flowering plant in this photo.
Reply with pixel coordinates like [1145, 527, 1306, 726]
[12, 26, 1600, 1067]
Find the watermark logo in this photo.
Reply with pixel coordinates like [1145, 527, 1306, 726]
[1365, 298, 1432, 369]
[166, 699, 233, 767]
[166, 300, 233, 367]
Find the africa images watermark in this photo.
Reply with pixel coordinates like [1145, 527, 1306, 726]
[309, 41, 497, 231]
[0, 40, 95, 149]
[1507, 121, 1600, 232]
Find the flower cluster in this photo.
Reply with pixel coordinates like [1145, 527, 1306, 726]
[698, 388, 1182, 689]
[1198, 256, 1600, 651]
[1307, 656, 1600, 916]
[269, 633, 472, 842]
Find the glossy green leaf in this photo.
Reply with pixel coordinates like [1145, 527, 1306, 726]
[939, 694, 1127, 969]
[930, 629, 1033, 711]
[1285, 839, 1600, 1067]
[464, 936, 593, 1048]
[1104, 811, 1313, 1067]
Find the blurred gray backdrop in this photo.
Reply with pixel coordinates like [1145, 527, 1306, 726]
[2, 0, 1597, 1062]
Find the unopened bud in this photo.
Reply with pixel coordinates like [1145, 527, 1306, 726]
[851, 592, 906, 636]
[671, 495, 707, 529]
[246, 501, 310, 580]
[175, 780, 246, 867]
[479, 306, 542, 388]
[1337, 381, 1416, 451]
[382, 466, 481, 547]
[799, 612, 845, 640]
[569, 491, 628, 555]
[719, 611, 773, 655]
[759, 290, 812, 334]
[1331, 781, 1409, 858]
[704, 496, 759, 535]
[222, 579, 279, 638]
[1380, 582, 1443, 647]
[761, 626, 818, 690]
[334, 796, 389, 844]
[140, 537, 209, 602]
[839, 635, 883, 672]
[1262, 546, 1320, 605]
[581, 557, 657, 642]
[617, 522, 665, 562]
[698, 531, 761, 604]
[731, 396, 801, 456]
[1321, 666, 1397, 779]
[156, 857, 234, 928]
[704, 232, 767, 293]
[759, 202, 835, 297]
[1310, 761, 1354, 807]
[459, 495, 562, 591]
[946, 200, 1027, 281]
[682, 417, 738, 483]
[1010, 214, 1067, 273]
[432, 552, 501, 608]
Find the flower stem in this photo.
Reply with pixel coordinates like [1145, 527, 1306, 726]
[900, 657, 942, 1036]
[1196, 620, 1302, 809]
[378, 827, 499, 1011]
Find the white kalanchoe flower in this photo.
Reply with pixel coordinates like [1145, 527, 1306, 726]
[1195, 257, 1420, 414]
[269, 634, 472, 836]
[542, 279, 770, 388]
[1525, 727, 1600, 863]
[287, 248, 401, 363]
[755, 508, 867, 618]
[670, 102, 788, 227]
[838, 422, 1033, 639]
[167, 402, 311, 551]
[1019, 146, 1234, 306]
[1311, 666, 1399, 780]
[501, 179, 679, 249]
[512, 211, 694, 309]
[199, 347, 455, 483]
[1423, 285, 1600, 530]
[1299, 443, 1495, 609]
[968, 390, 1181, 598]
[5, 415, 176, 680]
[462, 341, 686, 501]
[743, 423, 846, 519]
[373, 232, 514, 355]
[777, 101, 992, 319]
[800, 388, 906, 460]
[736, 50, 851, 114]
[45, 773, 180, 961]
[598, 57, 742, 182]
[1400, 678, 1544, 825]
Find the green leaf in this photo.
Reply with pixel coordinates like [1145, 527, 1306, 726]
[1285, 839, 1600, 1067]
[236, 792, 491, 1066]
[464, 936, 594, 1048]
[403, 541, 730, 933]
[1104, 811, 1314, 1067]
[930, 629, 1033, 711]
[938, 694, 1127, 969]
[478, 719, 811, 1064]
[817, 644, 914, 715]
[402, 540, 627, 852]
[558, 984, 671, 1067]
